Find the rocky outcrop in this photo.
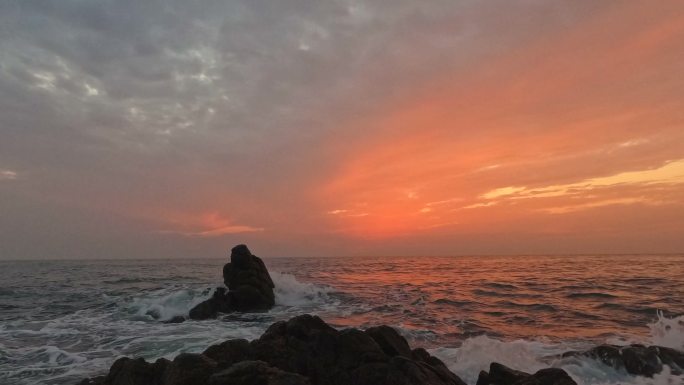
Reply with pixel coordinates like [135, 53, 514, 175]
[562, 344, 684, 377]
[476, 362, 576, 385]
[189, 244, 275, 320]
[79, 314, 471, 385]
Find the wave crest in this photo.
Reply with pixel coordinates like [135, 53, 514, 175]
[271, 272, 334, 307]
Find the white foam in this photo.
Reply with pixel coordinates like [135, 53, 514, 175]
[432, 335, 684, 385]
[648, 311, 684, 350]
[271, 272, 334, 307]
[127, 287, 212, 321]
[431, 335, 572, 385]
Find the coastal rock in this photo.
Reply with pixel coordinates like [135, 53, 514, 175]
[161, 353, 217, 385]
[80, 314, 468, 385]
[189, 245, 275, 320]
[99, 357, 170, 385]
[562, 344, 684, 377]
[366, 325, 413, 358]
[202, 338, 254, 369]
[476, 362, 576, 385]
[250, 314, 466, 385]
[209, 360, 311, 385]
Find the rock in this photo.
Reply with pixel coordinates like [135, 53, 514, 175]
[163, 316, 186, 324]
[563, 344, 684, 377]
[189, 245, 275, 320]
[161, 353, 217, 385]
[100, 357, 170, 385]
[203, 338, 254, 369]
[476, 362, 576, 385]
[479, 362, 531, 384]
[84, 314, 613, 385]
[529, 368, 577, 385]
[209, 360, 311, 385]
[223, 244, 275, 311]
[189, 287, 233, 320]
[366, 325, 412, 358]
[81, 314, 471, 385]
[77, 376, 105, 385]
[251, 314, 466, 385]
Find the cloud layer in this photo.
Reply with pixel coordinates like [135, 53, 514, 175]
[1, 1, 683, 258]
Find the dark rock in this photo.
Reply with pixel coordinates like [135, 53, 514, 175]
[101, 357, 170, 385]
[563, 344, 684, 377]
[410, 348, 462, 384]
[251, 314, 466, 385]
[366, 325, 412, 358]
[161, 353, 217, 385]
[203, 338, 254, 369]
[488, 362, 531, 384]
[78, 376, 105, 385]
[189, 245, 275, 320]
[163, 316, 186, 324]
[189, 288, 233, 320]
[475, 370, 490, 385]
[223, 244, 275, 311]
[527, 368, 576, 385]
[80, 314, 473, 385]
[476, 362, 577, 385]
[209, 360, 310, 385]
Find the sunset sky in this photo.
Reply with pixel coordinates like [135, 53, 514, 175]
[1, 1, 683, 259]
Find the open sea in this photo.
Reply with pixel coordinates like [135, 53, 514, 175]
[1, 255, 683, 385]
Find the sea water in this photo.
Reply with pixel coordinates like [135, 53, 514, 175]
[0, 255, 682, 385]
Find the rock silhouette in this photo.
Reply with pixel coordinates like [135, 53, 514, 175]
[476, 362, 576, 385]
[79, 314, 470, 385]
[562, 344, 684, 377]
[189, 244, 275, 320]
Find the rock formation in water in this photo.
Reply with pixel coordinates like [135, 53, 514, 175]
[562, 344, 684, 377]
[80, 314, 476, 385]
[476, 362, 576, 385]
[188, 244, 275, 320]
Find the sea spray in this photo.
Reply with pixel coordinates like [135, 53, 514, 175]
[649, 311, 684, 350]
[271, 271, 334, 307]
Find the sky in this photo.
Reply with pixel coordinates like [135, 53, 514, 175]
[1, 1, 683, 259]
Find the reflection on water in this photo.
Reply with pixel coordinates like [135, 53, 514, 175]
[0, 254, 682, 384]
[270, 255, 684, 346]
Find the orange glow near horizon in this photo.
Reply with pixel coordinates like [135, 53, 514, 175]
[316, 3, 684, 241]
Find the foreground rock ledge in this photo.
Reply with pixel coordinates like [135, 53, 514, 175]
[189, 244, 275, 320]
[80, 314, 582, 385]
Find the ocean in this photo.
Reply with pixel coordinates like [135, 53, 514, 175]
[1, 255, 683, 385]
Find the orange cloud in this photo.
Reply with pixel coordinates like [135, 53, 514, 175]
[316, 2, 684, 240]
[155, 211, 263, 237]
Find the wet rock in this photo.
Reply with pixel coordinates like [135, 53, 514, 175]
[101, 357, 170, 385]
[476, 362, 576, 385]
[203, 338, 254, 369]
[209, 360, 310, 385]
[223, 244, 275, 311]
[80, 314, 471, 385]
[163, 316, 186, 324]
[77, 376, 105, 385]
[366, 325, 412, 358]
[563, 344, 684, 376]
[251, 314, 466, 385]
[189, 245, 275, 320]
[161, 353, 217, 385]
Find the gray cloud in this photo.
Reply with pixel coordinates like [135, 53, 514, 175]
[0, 0, 611, 259]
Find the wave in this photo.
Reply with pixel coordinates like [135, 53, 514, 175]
[271, 272, 334, 307]
[566, 292, 618, 299]
[121, 272, 336, 321]
[431, 313, 684, 385]
[433, 337, 684, 385]
[126, 287, 212, 321]
[649, 311, 684, 350]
